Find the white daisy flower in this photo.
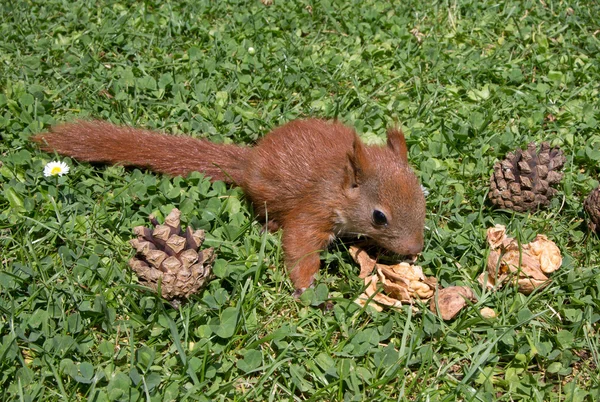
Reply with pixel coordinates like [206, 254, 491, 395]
[44, 161, 70, 177]
[421, 185, 429, 197]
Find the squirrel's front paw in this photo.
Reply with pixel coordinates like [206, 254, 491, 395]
[292, 287, 307, 298]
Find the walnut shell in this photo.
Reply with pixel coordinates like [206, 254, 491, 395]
[350, 246, 436, 306]
[429, 286, 477, 320]
[479, 225, 561, 294]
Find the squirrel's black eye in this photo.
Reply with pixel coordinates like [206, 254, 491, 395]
[372, 210, 388, 226]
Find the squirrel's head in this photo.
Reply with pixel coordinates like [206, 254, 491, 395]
[337, 128, 426, 258]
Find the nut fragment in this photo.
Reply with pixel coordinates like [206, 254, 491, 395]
[526, 235, 562, 273]
[350, 246, 474, 319]
[356, 275, 404, 310]
[349, 247, 377, 278]
[350, 246, 436, 307]
[480, 307, 497, 319]
[349, 248, 481, 319]
[487, 224, 509, 249]
[429, 286, 477, 320]
[479, 225, 561, 294]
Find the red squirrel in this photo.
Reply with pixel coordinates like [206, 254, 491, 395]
[33, 119, 426, 294]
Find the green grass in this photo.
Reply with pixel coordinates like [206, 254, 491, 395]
[1, 0, 599, 400]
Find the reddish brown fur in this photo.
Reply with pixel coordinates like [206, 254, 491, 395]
[33, 119, 426, 292]
[33, 120, 248, 183]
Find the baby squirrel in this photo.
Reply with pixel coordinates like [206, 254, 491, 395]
[33, 119, 426, 294]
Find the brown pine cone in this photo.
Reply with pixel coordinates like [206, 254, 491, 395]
[584, 186, 600, 232]
[489, 142, 565, 212]
[129, 208, 215, 301]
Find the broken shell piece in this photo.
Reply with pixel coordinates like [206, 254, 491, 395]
[350, 247, 437, 312]
[358, 275, 404, 309]
[381, 277, 412, 302]
[411, 280, 435, 299]
[430, 286, 477, 320]
[516, 276, 548, 294]
[389, 262, 426, 282]
[354, 297, 383, 312]
[480, 307, 497, 319]
[350, 248, 474, 319]
[491, 249, 548, 280]
[482, 225, 561, 294]
[481, 248, 549, 295]
[349, 246, 378, 278]
[377, 263, 435, 301]
[487, 224, 509, 249]
[526, 235, 562, 273]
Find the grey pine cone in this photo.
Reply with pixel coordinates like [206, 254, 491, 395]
[584, 187, 600, 232]
[489, 142, 565, 212]
[129, 208, 215, 301]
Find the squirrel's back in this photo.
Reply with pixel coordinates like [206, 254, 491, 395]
[245, 121, 354, 190]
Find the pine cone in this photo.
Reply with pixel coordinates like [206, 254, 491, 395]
[129, 208, 215, 301]
[584, 187, 600, 232]
[489, 142, 565, 212]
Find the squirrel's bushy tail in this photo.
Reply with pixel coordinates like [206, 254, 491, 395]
[32, 120, 249, 184]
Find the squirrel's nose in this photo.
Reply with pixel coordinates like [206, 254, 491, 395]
[403, 239, 424, 257]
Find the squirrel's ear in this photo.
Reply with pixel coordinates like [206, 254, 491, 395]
[386, 127, 409, 163]
[344, 136, 370, 188]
